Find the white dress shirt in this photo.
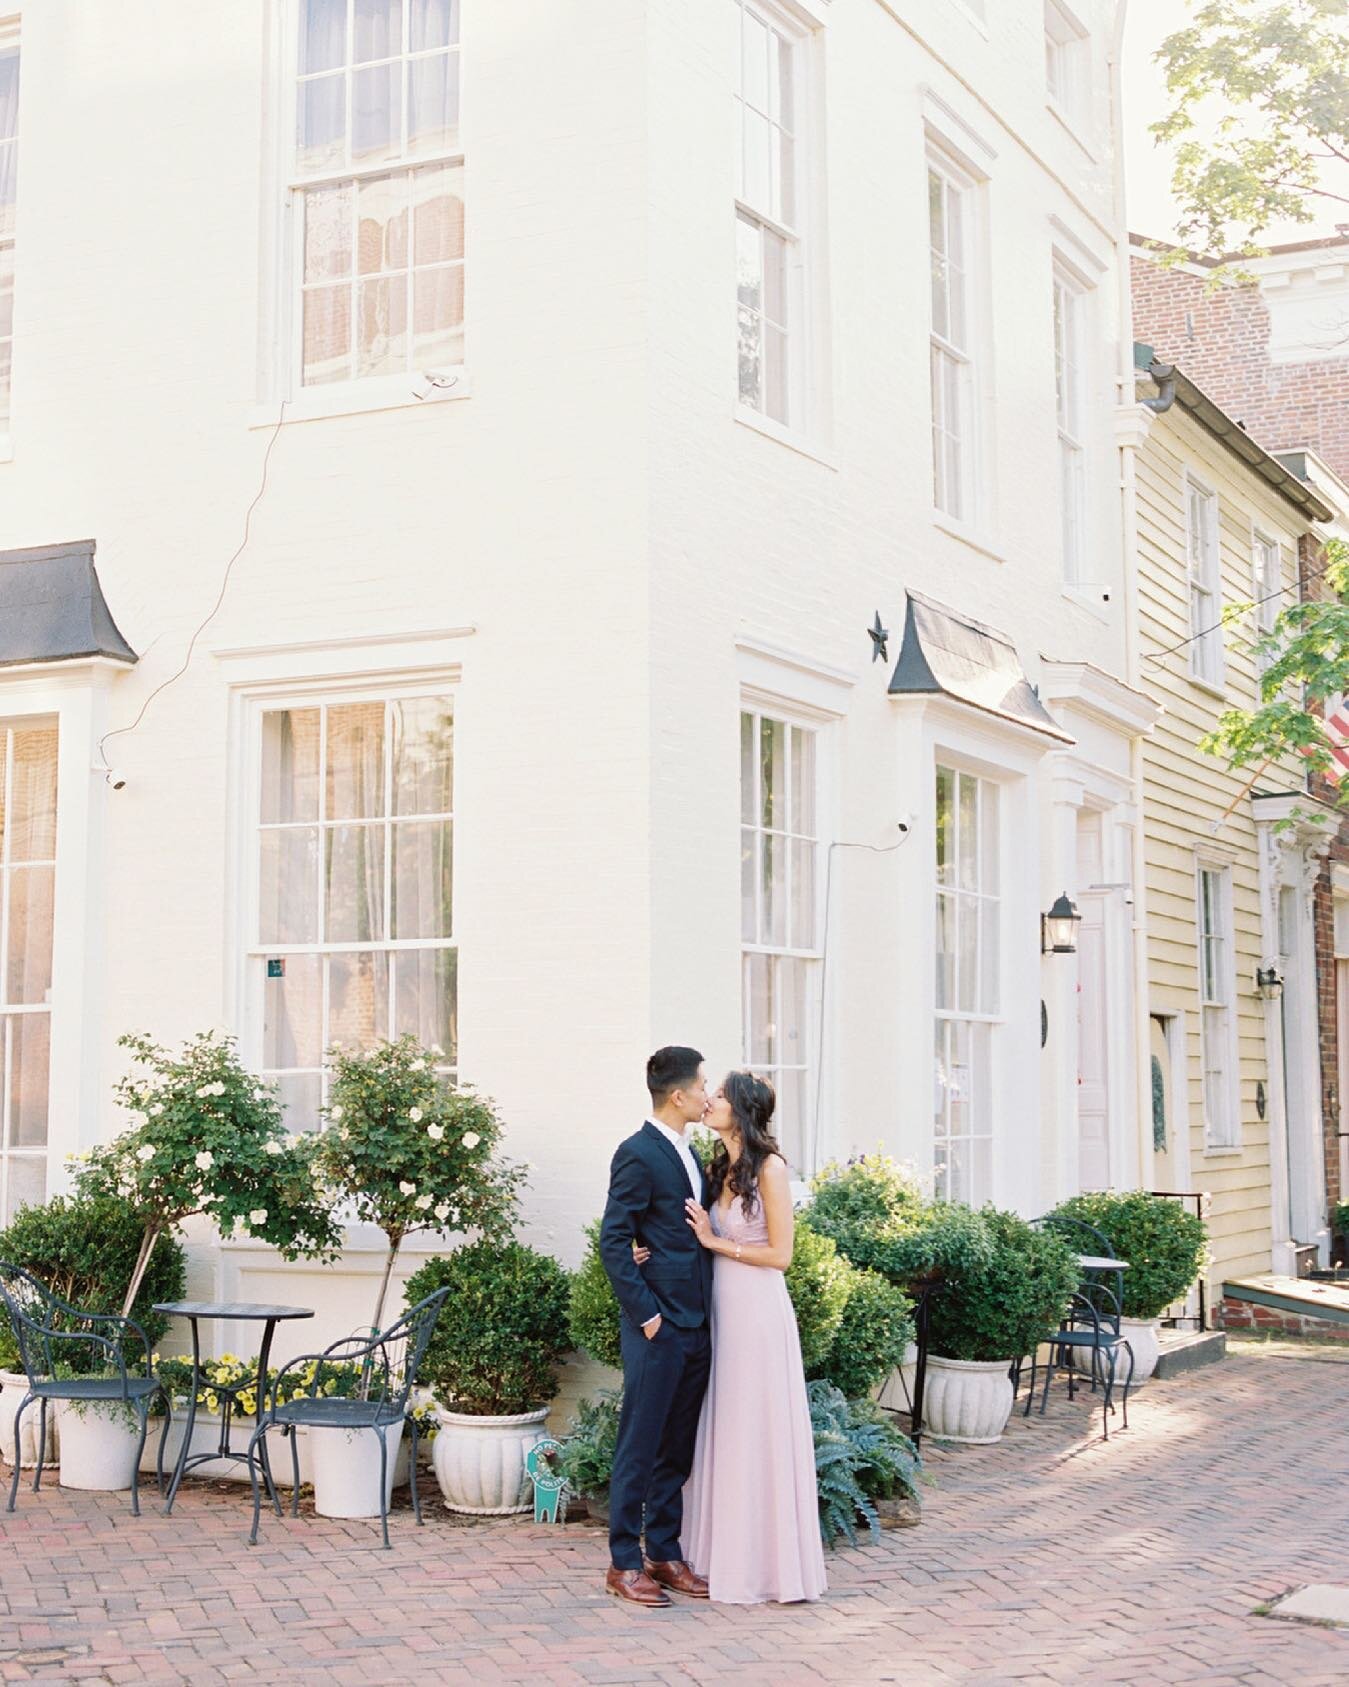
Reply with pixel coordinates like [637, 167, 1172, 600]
[647, 1116, 702, 1199]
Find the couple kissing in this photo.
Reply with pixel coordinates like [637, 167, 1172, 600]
[598, 1045, 826, 1608]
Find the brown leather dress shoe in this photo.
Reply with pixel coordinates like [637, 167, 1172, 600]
[606, 1568, 672, 1608]
[643, 1558, 710, 1599]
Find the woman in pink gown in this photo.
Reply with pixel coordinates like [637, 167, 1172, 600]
[680, 1071, 826, 1605]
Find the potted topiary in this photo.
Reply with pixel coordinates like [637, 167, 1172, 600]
[407, 1239, 573, 1513]
[0, 1193, 186, 1476]
[922, 1208, 1079, 1443]
[557, 1390, 622, 1523]
[1049, 1190, 1208, 1382]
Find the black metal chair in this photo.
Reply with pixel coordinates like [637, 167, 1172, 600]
[245, 1285, 450, 1550]
[1015, 1217, 1134, 1441]
[0, 1260, 171, 1515]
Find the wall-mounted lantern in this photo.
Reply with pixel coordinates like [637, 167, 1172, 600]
[1041, 892, 1082, 956]
[1255, 965, 1284, 1001]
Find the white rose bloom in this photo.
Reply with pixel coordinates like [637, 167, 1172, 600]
[194, 1150, 214, 1171]
[150, 1102, 165, 1116]
[434, 1202, 451, 1222]
[410, 1059, 427, 1072]
[264, 1140, 283, 1156]
[430, 1044, 444, 1058]
[415, 1193, 433, 1211]
[408, 1107, 423, 1123]
[330, 1106, 344, 1121]
[339, 1126, 350, 1140]
[195, 1085, 211, 1098]
[399, 1180, 417, 1196]
[461, 1132, 481, 1150]
[136, 1144, 155, 1162]
[426, 1123, 444, 1142]
[249, 1208, 268, 1226]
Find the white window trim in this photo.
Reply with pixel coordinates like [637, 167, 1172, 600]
[1251, 522, 1284, 678]
[1183, 469, 1225, 692]
[1044, 0, 1090, 137]
[732, 0, 827, 451]
[256, 0, 469, 424]
[1053, 262, 1090, 589]
[1195, 861, 1241, 1152]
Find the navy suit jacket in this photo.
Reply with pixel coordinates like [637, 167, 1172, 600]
[599, 1122, 714, 1331]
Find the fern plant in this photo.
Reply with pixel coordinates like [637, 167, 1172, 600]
[809, 1380, 923, 1549]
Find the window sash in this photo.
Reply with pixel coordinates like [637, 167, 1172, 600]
[1197, 867, 1237, 1147]
[929, 160, 975, 520]
[1186, 483, 1223, 682]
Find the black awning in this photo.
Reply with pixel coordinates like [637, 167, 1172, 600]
[0, 540, 137, 668]
[888, 590, 1073, 743]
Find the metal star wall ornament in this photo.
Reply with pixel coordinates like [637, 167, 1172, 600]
[868, 611, 890, 664]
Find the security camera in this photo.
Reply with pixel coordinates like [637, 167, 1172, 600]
[105, 769, 126, 791]
[412, 369, 460, 401]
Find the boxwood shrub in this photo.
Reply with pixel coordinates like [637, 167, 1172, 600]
[925, 1207, 1079, 1364]
[1048, 1190, 1207, 1321]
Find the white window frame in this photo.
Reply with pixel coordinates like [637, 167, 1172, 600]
[1251, 526, 1283, 679]
[739, 699, 824, 1173]
[1197, 863, 1239, 1151]
[1185, 473, 1224, 690]
[733, 0, 818, 445]
[0, 17, 20, 449]
[1053, 266, 1088, 586]
[262, 0, 467, 423]
[1044, 0, 1089, 132]
[238, 674, 459, 1130]
[933, 760, 1002, 1205]
[928, 149, 981, 526]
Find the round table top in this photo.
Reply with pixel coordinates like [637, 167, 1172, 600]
[1076, 1255, 1130, 1271]
[151, 1301, 315, 1321]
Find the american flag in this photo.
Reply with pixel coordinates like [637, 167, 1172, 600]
[1322, 696, 1349, 786]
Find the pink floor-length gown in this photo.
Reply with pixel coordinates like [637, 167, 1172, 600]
[683, 1194, 827, 1605]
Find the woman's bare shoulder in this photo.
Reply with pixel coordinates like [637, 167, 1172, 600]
[760, 1152, 791, 1185]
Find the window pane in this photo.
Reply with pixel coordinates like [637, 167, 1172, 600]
[327, 949, 390, 1048]
[261, 709, 320, 824]
[9, 1013, 48, 1147]
[357, 172, 408, 275]
[297, 72, 347, 175]
[979, 897, 999, 1014]
[765, 324, 787, 424]
[790, 838, 814, 950]
[790, 728, 815, 836]
[980, 779, 998, 896]
[763, 230, 786, 327]
[935, 766, 953, 886]
[0, 139, 15, 246]
[354, 0, 401, 64]
[325, 824, 386, 943]
[357, 274, 408, 376]
[933, 1019, 949, 1130]
[352, 60, 401, 164]
[742, 12, 770, 112]
[304, 184, 353, 282]
[774, 1066, 805, 1167]
[277, 1072, 322, 1134]
[6, 867, 53, 1004]
[393, 946, 457, 1064]
[303, 285, 352, 385]
[411, 0, 460, 50]
[736, 214, 762, 311]
[738, 306, 762, 409]
[4, 1154, 44, 1224]
[393, 697, 453, 815]
[408, 50, 459, 156]
[956, 895, 978, 1014]
[935, 892, 954, 1009]
[259, 828, 319, 945]
[760, 717, 785, 830]
[747, 951, 774, 1064]
[326, 702, 387, 819]
[300, 0, 347, 76]
[0, 244, 12, 340]
[412, 265, 464, 365]
[392, 819, 452, 938]
[957, 774, 978, 890]
[740, 712, 756, 824]
[263, 954, 323, 1071]
[8, 727, 58, 862]
[413, 163, 465, 264]
[743, 110, 771, 213]
[763, 832, 787, 947]
[741, 828, 757, 943]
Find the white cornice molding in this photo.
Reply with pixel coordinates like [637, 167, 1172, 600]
[734, 634, 857, 715]
[1114, 402, 1157, 451]
[1039, 659, 1159, 737]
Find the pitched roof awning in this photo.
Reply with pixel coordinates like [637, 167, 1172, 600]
[0, 541, 137, 668]
[887, 590, 1073, 743]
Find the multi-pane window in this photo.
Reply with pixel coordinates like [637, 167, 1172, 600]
[1197, 866, 1237, 1148]
[934, 765, 999, 1203]
[293, 0, 463, 388]
[740, 710, 818, 1169]
[1253, 531, 1281, 677]
[0, 721, 56, 1223]
[255, 694, 455, 1128]
[929, 160, 974, 521]
[0, 23, 19, 433]
[735, 0, 803, 427]
[1186, 478, 1224, 687]
[1045, 1, 1088, 125]
[1053, 272, 1086, 584]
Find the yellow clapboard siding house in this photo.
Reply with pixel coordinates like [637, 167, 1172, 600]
[1131, 345, 1335, 1302]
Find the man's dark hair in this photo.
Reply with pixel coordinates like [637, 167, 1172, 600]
[646, 1046, 704, 1106]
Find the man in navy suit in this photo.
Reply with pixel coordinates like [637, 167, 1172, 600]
[599, 1046, 714, 1607]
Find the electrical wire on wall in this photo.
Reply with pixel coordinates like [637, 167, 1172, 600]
[808, 823, 914, 1171]
[96, 399, 290, 784]
[1144, 544, 1342, 673]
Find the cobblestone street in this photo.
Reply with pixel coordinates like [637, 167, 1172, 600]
[2, 1341, 1346, 1685]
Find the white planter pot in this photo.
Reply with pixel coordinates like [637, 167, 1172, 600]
[432, 1406, 549, 1514]
[1069, 1316, 1160, 1385]
[922, 1356, 1015, 1445]
[309, 1423, 407, 1519]
[55, 1400, 143, 1492]
[138, 1413, 316, 1487]
[0, 1371, 57, 1468]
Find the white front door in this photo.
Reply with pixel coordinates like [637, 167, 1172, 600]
[1076, 816, 1110, 1189]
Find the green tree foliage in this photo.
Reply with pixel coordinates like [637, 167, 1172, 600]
[1154, 0, 1349, 265]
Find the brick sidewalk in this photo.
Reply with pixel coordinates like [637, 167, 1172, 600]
[1, 1343, 1346, 1685]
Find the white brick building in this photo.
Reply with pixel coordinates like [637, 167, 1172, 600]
[0, 0, 1155, 1347]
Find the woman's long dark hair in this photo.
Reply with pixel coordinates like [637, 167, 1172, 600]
[705, 1071, 783, 1216]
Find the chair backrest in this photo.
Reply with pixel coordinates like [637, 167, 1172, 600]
[0, 1260, 126, 1384]
[287, 1286, 452, 1416]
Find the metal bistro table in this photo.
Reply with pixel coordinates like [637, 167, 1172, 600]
[153, 1301, 314, 1514]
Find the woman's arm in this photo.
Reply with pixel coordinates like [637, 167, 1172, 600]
[684, 1156, 794, 1271]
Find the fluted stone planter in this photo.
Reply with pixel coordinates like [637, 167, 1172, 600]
[1069, 1316, 1159, 1385]
[0, 1371, 56, 1468]
[922, 1355, 1014, 1444]
[432, 1406, 549, 1514]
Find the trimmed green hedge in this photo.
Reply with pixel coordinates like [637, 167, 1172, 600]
[1048, 1190, 1207, 1321]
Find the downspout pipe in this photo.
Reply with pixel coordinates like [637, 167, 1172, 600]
[1143, 358, 1177, 414]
